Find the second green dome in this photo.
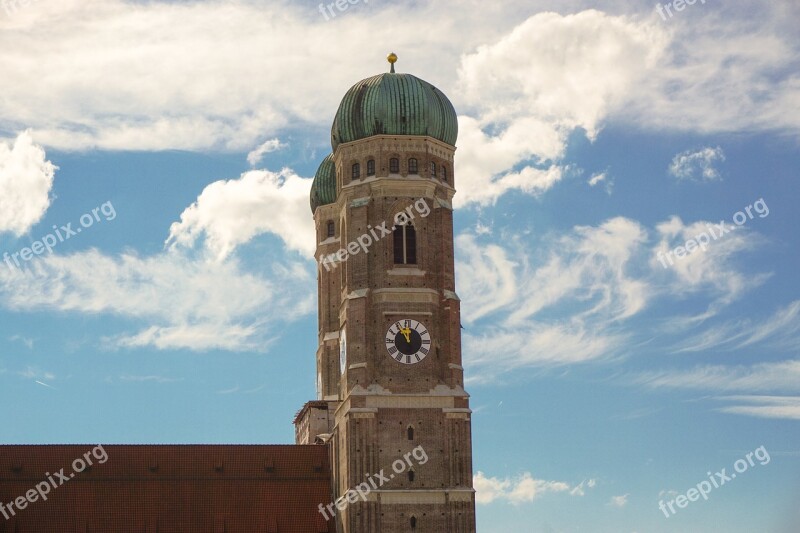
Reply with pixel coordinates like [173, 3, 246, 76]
[310, 153, 336, 213]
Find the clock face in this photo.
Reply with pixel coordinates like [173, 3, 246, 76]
[385, 319, 431, 365]
[339, 327, 347, 374]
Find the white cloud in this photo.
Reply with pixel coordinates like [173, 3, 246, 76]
[715, 395, 800, 420]
[675, 300, 800, 353]
[623, 9, 800, 135]
[609, 494, 629, 508]
[586, 172, 606, 187]
[166, 168, 316, 260]
[458, 211, 774, 379]
[668, 147, 725, 182]
[0, 131, 56, 235]
[112, 323, 265, 352]
[9, 335, 34, 349]
[588, 171, 614, 194]
[455, 234, 519, 323]
[658, 489, 679, 500]
[458, 217, 650, 326]
[118, 374, 183, 384]
[588, 172, 607, 187]
[458, 218, 648, 376]
[0, 0, 510, 152]
[0, 1, 794, 204]
[247, 138, 287, 167]
[570, 478, 597, 497]
[0, 3, 795, 226]
[465, 322, 624, 371]
[19, 366, 55, 381]
[0, 248, 314, 351]
[455, 10, 668, 205]
[508, 217, 650, 324]
[636, 360, 800, 394]
[474, 471, 590, 505]
[652, 216, 770, 310]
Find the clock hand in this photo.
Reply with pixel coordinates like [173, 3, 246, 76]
[401, 327, 412, 343]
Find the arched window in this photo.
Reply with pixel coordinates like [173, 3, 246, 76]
[367, 159, 376, 176]
[326, 221, 335, 238]
[430, 161, 436, 178]
[389, 158, 400, 174]
[408, 158, 418, 174]
[393, 223, 417, 265]
[408, 469, 415, 482]
[407, 426, 414, 440]
[352, 163, 361, 180]
[442, 165, 447, 182]
[410, 516, 417, 529]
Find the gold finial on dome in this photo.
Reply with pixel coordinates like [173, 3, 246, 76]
[387, 52, 397, 73]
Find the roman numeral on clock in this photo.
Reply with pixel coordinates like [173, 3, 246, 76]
[420, 347, 429, 355]
[388, 346, 398, 355]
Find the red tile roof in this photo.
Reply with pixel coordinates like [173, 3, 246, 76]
[0, 445, 333, 532]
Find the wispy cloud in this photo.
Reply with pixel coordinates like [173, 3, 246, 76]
[651, 215, 770, 312]
[247, 138, 287, 167]
[668, 147, 725, 182]
[635, 360, 800, 394]
[569, 478, 598, 497]
[474, 471, 595, 505]
[19, 366, 55, 381]
[458, 208, 773, 380]
[675, 300, 800, 353]
[458, 217, 649, 376]
[0, 249, 314, 351]
[714, 395, 800, 420]
[608, 494, 629, 508]
[588, 171, 614, 194]
[118, 374, 183, 384]
[9, 334, 34, 349]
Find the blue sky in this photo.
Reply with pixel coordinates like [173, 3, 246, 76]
[1, 0, 799, 531]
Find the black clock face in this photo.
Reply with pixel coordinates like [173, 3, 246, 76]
[394, 328, 422, 355]
[385, 319, 431, 365]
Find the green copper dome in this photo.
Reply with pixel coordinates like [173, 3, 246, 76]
[330, 71, 458, 151]
[310, 153, 336, 213]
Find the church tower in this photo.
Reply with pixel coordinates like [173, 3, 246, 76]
[297, 53, 476, 533]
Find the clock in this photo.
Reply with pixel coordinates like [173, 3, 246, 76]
[385, 319, 431, 365]
[339, 327, 347, 374]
